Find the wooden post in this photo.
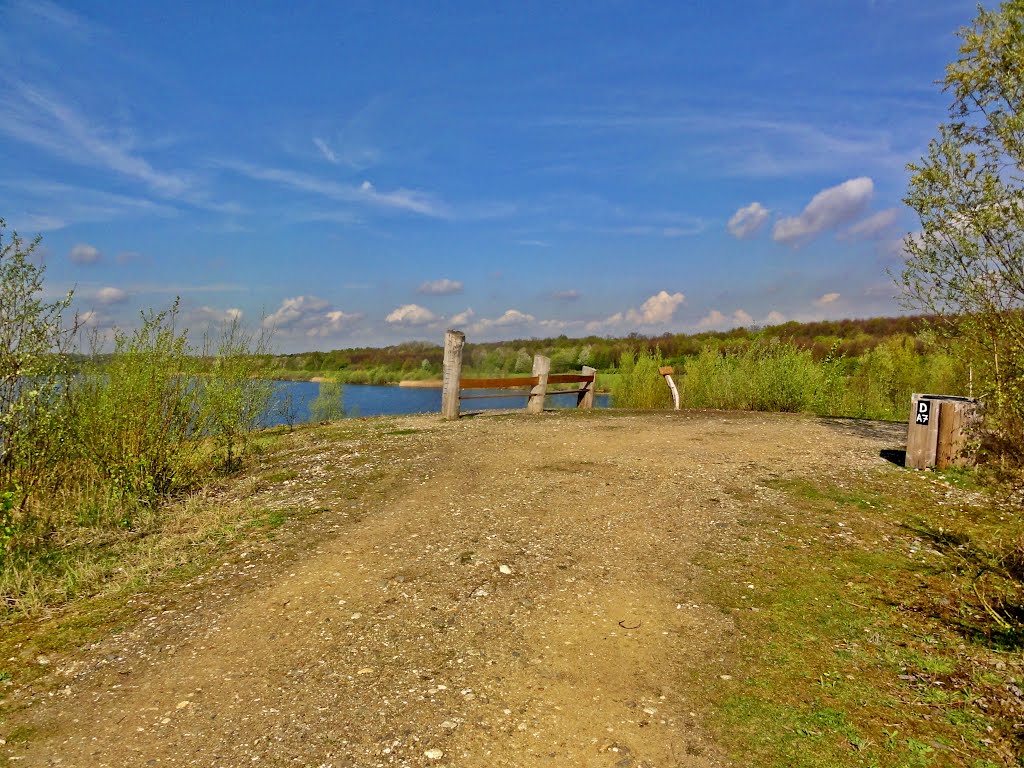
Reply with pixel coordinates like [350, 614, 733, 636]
[936, 399, 978, 469]
[526, 354, 551, 414]
[441, 330, 465, 420]
[660, 365, 680, 410]
[577, 365, 597, 409]
[906, 394, 940, 469]
[906, 394, 978, 469]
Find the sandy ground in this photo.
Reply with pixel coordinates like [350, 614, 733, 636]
[2, 409, 905, 767]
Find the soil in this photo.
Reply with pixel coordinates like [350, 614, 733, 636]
[1, 409, 906, 767]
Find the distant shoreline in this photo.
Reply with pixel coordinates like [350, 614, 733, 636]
[398, 379, 443, 388]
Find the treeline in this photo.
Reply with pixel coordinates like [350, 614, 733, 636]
[264, 314, 943, 382]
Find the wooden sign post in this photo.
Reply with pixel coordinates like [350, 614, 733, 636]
[441, 330, 465, 420]
[906, 394, 979, 469]
[660, 366, 680, 410]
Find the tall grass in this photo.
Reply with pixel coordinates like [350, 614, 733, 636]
[611, 350, 673, 409]
[612, 339, 967, 421]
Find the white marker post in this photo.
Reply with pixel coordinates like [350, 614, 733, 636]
[660, 366, 680, 410]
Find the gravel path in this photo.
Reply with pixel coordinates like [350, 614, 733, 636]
[4, 410, 906, 767]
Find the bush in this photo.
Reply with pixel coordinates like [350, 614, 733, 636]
[72, 303, 207, 507]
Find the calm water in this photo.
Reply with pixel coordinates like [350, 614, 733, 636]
[265, 381, 609, 426]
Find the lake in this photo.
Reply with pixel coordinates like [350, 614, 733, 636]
[265, 381, 610, 426]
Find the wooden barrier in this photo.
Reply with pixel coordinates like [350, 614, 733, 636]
[905, 393, 979, 469]
[440, 330, 597, 419]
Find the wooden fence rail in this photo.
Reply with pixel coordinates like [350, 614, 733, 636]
[441, 330, 597, 420]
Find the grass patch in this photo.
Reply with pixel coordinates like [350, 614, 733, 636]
[695, 467, 1024, 767]
[261, 469, 298, 485]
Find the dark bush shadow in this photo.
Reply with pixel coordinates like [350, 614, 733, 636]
[880, 448, 907, 466]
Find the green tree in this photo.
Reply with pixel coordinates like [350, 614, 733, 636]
[902, 1, 1024, 477]
[200, 316, 275, 471]
[0, 220, 76, 517]
[309, 378, 345, 422]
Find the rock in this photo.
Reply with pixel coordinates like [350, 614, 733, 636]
[176, 700, 191, 709]
[499, 565, 513, 575]
[424, 748, 444, 760]
[441, 720, 457, 730]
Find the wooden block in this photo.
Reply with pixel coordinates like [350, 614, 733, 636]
[937, 400, 977, 468]
[906, 393, 939, 469]
[659, 366, 674, 376]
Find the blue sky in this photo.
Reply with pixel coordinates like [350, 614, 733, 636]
[1, 0, 975, 351]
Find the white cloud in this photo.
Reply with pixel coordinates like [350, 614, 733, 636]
[697, 310, 728, 329]
[223, 162, 449, 218]
[386, 304, 439, 327]
[727, 202, 770, 239]
[417, 278, 463, 296]
[313, 137, 338, 164]
[587, 290, 686, 331]
[69, 243, 100, 264]
[263, 296, 361, 337]
[1, 83, 189, 197]
[490, 309, 534, 326]
[176, 305, 244, 333]
[773, 177, 874, 247]
[471, 309, 536, 332]
[842, 208, 900, 240]
[2, 180, 181, 233]
[95, 286, 127, 304]
[814, 292, 841, 306]
[697, 308, 758, 329]
[765, 310, 786, 325]
[626, 290, 686, 325]
[449, 307, 475, 326]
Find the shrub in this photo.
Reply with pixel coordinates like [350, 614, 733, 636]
[72, 303, 206, 507]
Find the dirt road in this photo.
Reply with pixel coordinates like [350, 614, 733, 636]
[3, 410, 904, 767]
